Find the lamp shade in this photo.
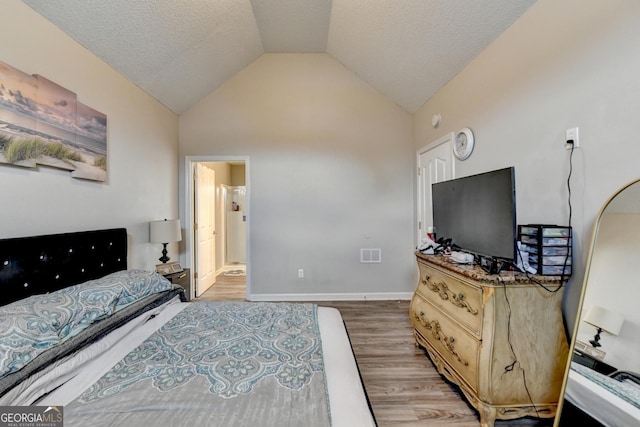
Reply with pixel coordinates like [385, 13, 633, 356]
[583, 304, 624, 336]
[150, 219, 182, 244]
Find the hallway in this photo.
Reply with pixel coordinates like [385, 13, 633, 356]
[195, 271, 246, 301]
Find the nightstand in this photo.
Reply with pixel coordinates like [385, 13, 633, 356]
[165, 268, 191, 301]
[572, 350, 616, 375]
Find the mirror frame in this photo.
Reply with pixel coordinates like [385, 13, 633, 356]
[553, 177, 640, 426]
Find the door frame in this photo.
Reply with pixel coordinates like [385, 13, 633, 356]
[185, 155, 250, 299]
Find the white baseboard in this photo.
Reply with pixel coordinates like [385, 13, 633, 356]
[247, 292, 413, 302]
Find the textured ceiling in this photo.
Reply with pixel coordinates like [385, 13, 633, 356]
[23, 0, 536, 115]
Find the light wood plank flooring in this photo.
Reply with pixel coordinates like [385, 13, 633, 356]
[196, 273, 554, 427]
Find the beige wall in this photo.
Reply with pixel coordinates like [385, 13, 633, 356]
[0, 1, 179, 270]
[180, 53, 414, 298]
[414, 0, 640, 332]
[7, 0, 638, 313]
[231, 164, 245, 186]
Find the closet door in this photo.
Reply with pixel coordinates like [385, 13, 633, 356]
[417, 133, 454, 243]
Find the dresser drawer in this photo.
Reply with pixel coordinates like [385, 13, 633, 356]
[416, 262, 482, 336]
[411, 296, 479, 393]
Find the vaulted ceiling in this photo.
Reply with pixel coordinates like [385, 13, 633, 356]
[23, 0, 536, 115]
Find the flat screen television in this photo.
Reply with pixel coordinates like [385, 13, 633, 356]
[432, 167, 516, 263]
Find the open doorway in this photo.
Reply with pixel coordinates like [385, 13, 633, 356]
[185, 156, 249, 300]
[223, 184, 246, 268]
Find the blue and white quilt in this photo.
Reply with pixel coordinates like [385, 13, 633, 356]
[571, 361, 640, 409]
[0, 269, 174, 379]
[63, 301, 331, 427]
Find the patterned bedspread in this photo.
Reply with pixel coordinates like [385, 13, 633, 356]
[571, 361, 640, 409]
[64, 302, 331, 426]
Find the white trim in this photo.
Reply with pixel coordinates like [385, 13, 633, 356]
[417, 131, 455, 158]
[184, 155, 250, 299]
[247, 292, 413, 302]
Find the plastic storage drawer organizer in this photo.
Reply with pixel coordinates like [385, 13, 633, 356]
[518, 224, 572, 276]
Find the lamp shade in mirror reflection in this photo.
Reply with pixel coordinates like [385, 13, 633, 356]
[149, 219, 182, 263]
[583, 304, 624, 349]
[554, 178, 640, 427]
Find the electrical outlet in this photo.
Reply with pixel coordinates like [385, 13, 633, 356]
[565, 127, 580, 149]
[298, 269, 304, 278]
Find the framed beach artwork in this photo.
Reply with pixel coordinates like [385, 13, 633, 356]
[0, 60, 107, 182]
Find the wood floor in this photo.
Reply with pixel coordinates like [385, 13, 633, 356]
[196, 273, 554, 427]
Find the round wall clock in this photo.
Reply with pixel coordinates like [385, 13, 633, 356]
[454, 127, 475, 160]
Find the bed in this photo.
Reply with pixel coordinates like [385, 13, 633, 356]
[0, 228, 377, 426]
[562, 362, 640, 426]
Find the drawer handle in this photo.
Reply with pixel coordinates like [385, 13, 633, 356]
[421, 277, 478, 315]
[414, 311, 469, 366]
[443, 336, 467, 366]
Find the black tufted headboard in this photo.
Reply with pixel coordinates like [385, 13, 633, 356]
[0, 228, 128, 306]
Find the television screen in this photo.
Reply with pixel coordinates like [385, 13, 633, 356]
[432, 167, 516, 261]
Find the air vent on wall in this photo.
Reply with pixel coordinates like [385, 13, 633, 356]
[360, 248, 381, 263]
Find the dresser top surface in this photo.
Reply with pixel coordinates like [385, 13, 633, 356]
[415, 252, 564, 285]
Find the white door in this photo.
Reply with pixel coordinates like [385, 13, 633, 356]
[195, 163, 216, 296]
[417, 133, 454, 243]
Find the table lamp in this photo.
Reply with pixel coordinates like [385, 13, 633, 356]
[149, 219, 182, 263]
[583, 304, 624, 348]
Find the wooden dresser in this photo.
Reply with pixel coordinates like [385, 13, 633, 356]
[411, 253, 569, 427]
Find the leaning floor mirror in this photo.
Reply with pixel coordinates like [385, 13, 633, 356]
[555, 178, 640, 426]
